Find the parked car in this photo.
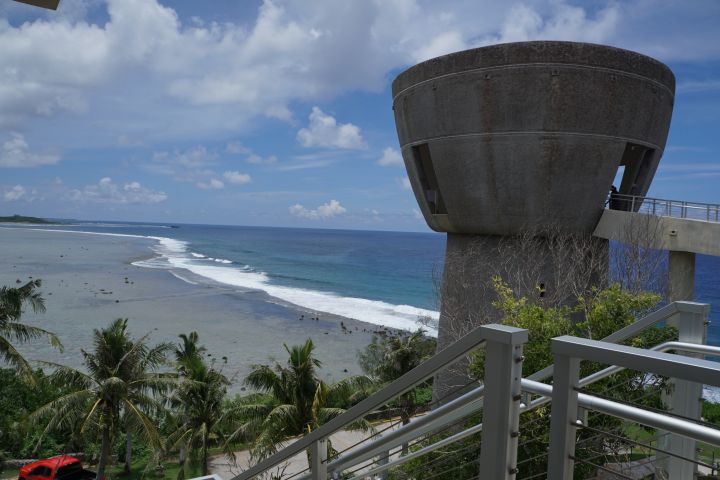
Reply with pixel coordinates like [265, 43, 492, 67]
[18, 456, 96, 480]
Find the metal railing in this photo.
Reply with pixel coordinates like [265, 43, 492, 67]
[197, 301, 716, 480]
[547, 336, 720, 479]
[607, 193, 720, 222]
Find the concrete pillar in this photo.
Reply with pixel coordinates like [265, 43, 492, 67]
[434, 233, 607, 400]
[668, 250, 695, 301]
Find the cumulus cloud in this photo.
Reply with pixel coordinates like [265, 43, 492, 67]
[289, 199, 346, 220]
[377, 147, 404, 167]
[3, 185, 31, 201]
[1, 0, 718, 141]
[296, 107, 366, 149]
[70, 177, 167, 204]
[197, 178, 225, 190]
[223, 171, 252, 185]
[0, 133, 59, 168]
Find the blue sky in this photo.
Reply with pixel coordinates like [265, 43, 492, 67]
[1, 0, 719, 231]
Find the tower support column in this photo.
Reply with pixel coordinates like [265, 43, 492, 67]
[668, 250, 695, 301]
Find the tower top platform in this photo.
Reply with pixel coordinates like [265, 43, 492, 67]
[392, 41, 675, 235]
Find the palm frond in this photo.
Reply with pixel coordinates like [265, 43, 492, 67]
[0, 334, 36, 382]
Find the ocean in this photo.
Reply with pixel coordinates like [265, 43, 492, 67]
[5, 221, 719, 347]
[6, 222, 720, 402]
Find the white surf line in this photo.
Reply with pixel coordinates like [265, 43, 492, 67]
[2, 226, 440, 335]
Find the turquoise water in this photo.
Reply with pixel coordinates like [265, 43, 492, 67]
[7, 222, 719, 347]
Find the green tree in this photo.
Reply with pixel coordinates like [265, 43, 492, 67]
[166, 331, 229, 479]
[0, 279, 61, 382]
[469, 279, 673, 478]
[359, 330, 435, 454]
[229, 339, 371, 462]
[31, 319, 173, 480]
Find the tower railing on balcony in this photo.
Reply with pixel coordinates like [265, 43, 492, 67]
[607, 193, 720, 222]
[205, 301, 717, 480]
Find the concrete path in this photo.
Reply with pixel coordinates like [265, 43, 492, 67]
[210, 419, 408, 479]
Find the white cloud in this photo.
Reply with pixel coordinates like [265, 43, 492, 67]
[397, 177, 412, 190]
[289, 199, 346, 220]
[1, 0, 718, 142]
[226, 142, 251, 155]
[4, 185, 28, 201]
[0, 133, 59, 168]
[485, 3, 619, 45]
[223, 171, 252, 185]
[70, 177, 167, 204]
[148, 146, 217, 182]
[246, 153, 278, 165]
[377, 147, 404, 167]
[296, 107, 366, 149]
[227, 142, 277, 164]
[412, 31, 468, 63]
[197, 178, 225, 190]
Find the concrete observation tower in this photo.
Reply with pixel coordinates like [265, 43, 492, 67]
[392, 42, 676, 365]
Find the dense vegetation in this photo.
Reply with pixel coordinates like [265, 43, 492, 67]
[0, 276, 716, 480]
[0, 215, 55, 224]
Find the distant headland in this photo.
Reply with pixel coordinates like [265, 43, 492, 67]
[0, 214, 56, 224]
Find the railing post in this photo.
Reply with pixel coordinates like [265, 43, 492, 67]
[547, 344, 581, 480]
[376, 450, 390, 480]
[660, 303, 710, 478]
[311, 439, 327, 480]
[478, 324, 528, 480]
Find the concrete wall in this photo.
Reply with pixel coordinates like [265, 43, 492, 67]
[391, 42, 676, 397]
[393, 41, 675, 235]
[594, 209, 720, 257]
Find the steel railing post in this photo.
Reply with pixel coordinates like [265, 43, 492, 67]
[547, 347, 581, 480]
[310, 439, 327, 480]
[661, 303, 710, 478]
[478, 325, 528, 480]
[376, 450, 390, 480]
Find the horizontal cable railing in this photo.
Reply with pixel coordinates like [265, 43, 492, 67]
[607, 193, 720, 222]
[229, 324, 522, 480]
[193, 301, 716, 480]
[547, 334, 720, 479]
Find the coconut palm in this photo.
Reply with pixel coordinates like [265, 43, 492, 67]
[166, 331, 228, 479]
[31, 319, 174, 480]
[0, 279, 62, 381]
[228, 339, 371, 462]
[359, 329, 434, 454]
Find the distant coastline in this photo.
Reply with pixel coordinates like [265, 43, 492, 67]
[0, 214, 57, 224]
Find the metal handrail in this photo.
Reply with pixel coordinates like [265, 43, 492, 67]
[606, 193, 720, 222]
[547, 333, 720, 479]
[315, 304, 711, 480]
[230, 325, 489, 480]
[527, 301, 709, 383]
[225, 302, 711, 480]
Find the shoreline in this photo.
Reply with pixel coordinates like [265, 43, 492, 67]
[0, 227, 408, 393]
[1, 225, 439, 336]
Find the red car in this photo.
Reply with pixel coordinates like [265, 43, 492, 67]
[18, 456, 96, 480]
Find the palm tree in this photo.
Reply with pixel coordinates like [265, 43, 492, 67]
[228, 339, 371, 463]
[166, 331, 228, 479]
[0, 279, 62, 382]
[359, 330, 434, 454]
[31, 319, 174, 480]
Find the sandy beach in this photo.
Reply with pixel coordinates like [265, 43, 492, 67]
[0, 227, 385, 393]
